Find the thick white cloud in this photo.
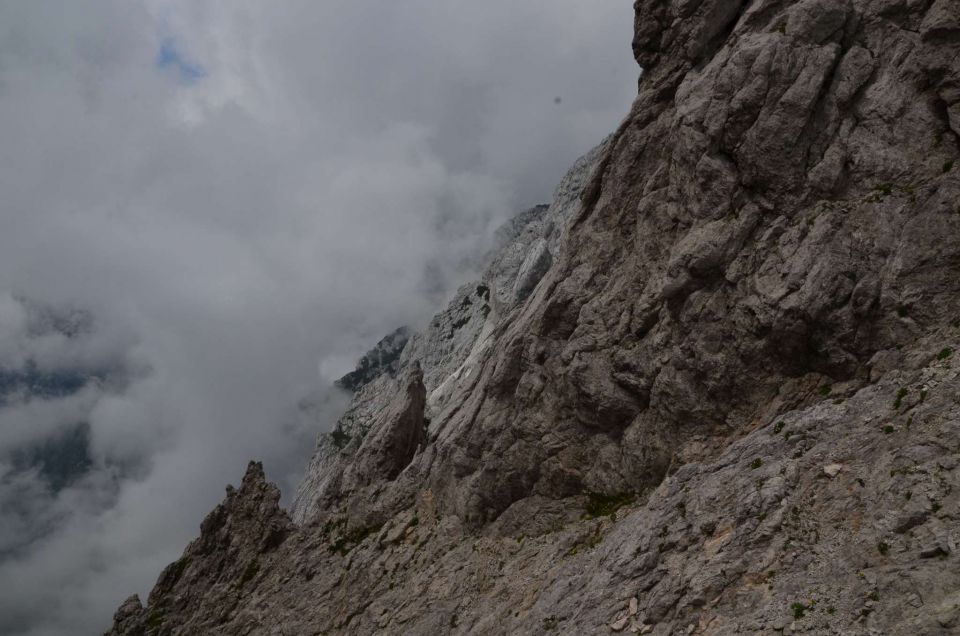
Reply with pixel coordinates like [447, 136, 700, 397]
[0, 1, 637, 634]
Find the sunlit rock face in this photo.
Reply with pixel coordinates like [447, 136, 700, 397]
[108, 1, 960, 634]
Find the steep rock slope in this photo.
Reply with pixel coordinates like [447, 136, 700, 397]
[107, 0, 960, 634]
[290, 141, 608, 526]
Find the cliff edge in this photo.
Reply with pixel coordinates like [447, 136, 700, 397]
[108, 1, 960, 634]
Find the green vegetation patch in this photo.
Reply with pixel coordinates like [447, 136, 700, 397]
[146, 610, 165, 629]
[582, 492, 636, 520]
[329, 524, 382, 556]
[791, 602, 810, 619]
[893, 388, 908, 410]
[330, 427, 352, 449]
[167, 556, 191, 586]
[240, 560, 259, 586]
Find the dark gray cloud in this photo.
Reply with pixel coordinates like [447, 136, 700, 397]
[0, 1, 637, 633]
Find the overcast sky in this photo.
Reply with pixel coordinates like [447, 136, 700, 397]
[0, 2, 636, 633]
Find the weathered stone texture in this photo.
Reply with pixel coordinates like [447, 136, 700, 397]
[107, 1, 960, 634]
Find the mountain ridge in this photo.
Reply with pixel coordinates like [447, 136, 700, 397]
[107, 1, 960, 633]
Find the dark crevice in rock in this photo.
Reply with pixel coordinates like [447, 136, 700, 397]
[933, 95, 960, 145]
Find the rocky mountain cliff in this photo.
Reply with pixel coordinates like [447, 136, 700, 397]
[107, 1, 960, 634]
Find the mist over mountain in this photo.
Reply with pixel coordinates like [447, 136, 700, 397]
[0, 2, 636, 635]
[106, 1, 960, 635]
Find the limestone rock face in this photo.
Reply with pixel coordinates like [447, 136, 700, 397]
[292, 364, 427, 526]
[107, 1, 960, 634]
[288, 139, 611, 527]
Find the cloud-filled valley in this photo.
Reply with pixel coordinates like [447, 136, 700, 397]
[0, 2, 636, 633]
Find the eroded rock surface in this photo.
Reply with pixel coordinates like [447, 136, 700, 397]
[107, 1, 960, 634]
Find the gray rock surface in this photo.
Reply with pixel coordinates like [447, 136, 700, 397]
[106, 1, 960, 634]
[290, 139, 610, 526]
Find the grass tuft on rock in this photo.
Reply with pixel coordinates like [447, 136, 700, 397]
[582, 492, 635, 520]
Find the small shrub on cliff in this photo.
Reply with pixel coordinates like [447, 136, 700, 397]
[146, 610, 165, 629]
[240, 560, 259, 586]
[330, 427, 352, 449]
[582, 492, 635, 519]
[165, 556, 191, 587]
[329, 524, 382, 556]
[893, 388, 908, 409]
